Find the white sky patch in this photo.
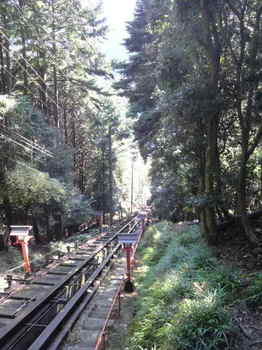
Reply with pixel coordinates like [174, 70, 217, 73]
[81, 0, 136, 60]
[80, 1, 151, 208]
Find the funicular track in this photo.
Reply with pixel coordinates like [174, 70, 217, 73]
[0, 216, 142, 350]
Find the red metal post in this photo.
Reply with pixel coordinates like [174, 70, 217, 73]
[20, 241, 31, 273]
[125, 246, 132, 282]
[18, 236, 32, 274]
[141, 218, 145, 232]
[117, 291, 121, 317]
[124, 245, 134, 292]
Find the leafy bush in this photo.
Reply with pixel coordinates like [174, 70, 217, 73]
[167, 290, 231, 350]
[5, 165, 66, 208]
[177, 225, 200, 246]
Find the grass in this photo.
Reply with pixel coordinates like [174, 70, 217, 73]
[0, 246, 23, 274]
[124, 221, 252, 350]
[0, 247, 23, 291]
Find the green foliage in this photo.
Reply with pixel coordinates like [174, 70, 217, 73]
[242, 274, 262, 308]
[119, 0, 262, 243]
[0, 1, 127, 238]
[88, 99, 122, 216]
[3, 165, 66, 208]
[128, 222, 241, 350]
[138, 221, 174, 265]
[168, 291, 231, 350]
[63, 191, 94, 226]
[44, 142, 74, 184]
[0, 247, 23, 281]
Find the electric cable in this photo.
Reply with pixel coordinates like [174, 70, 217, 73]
[0, 126, 54, 158]
[0, 125, 54, 157]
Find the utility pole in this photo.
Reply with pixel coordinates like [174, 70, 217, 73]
[51, 0, 59, 128]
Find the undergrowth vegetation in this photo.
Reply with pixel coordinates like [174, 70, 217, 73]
[127, 222, 262, 350]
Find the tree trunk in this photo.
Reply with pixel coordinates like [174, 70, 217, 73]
[0, 226, 10, 251]
[44, 207, 52, 241]
[54, 214, 62, 240]
[21, 34, 28, 94]
[63, 107, 68, 144]
[37, 49, 48, 116]
[78, 152, 84, 192]
[18, 0, 28, 95]
[71, 119, 78, 188]
[32, 214, 40, 243]
[53, 65, 59, 127]
[203, 115, 218, 244]
[3, 196, 12, 226]
[195, 2, 222, 244]
[197, 122, 208, 234]
[0, 34, 6, 93]
[260, 164, 262, 204]
[108, 125, 113, 226]
[238, 150, 258, 245]
[0, 197, 12, 250]
[4, 32, 10, 93]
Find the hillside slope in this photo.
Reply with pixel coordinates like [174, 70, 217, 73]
[109, 222, 262, 350]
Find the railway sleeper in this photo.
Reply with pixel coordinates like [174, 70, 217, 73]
[0, 217, 141, 349]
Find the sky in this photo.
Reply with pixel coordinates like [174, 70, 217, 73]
[81, 0, 136, 60]
[81, 0, 151, 207]
[101, 0, 136, 60]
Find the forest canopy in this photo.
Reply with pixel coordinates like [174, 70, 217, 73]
[0, 0, 128, 247]
[117, 0, 262, 245]
[0, 0, 261, 248]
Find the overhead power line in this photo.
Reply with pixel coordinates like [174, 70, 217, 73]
[1, 126, 54, 157]
[0, 125, 54, 158]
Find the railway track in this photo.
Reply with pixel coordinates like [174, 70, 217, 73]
[0, 216, 143, 350]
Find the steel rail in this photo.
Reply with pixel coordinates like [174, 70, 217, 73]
[30, 220, 140, 350]
[29, 245, 121, 350]
[0, 217, 137, 349]
[94, 273, 123, 350]
[95, 221, 145, 350]
[45, 263, 115, 350]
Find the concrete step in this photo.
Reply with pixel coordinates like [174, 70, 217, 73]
[93, 298, 114, 308]
[81, 317, 114, 331]
[80, 317, 105, 331]
[99, 280, 122, 292]
[89, 304, 111, 317]
[99, 283, 120, 293]
[79, 329, 98, 346]
[97, 288, 117, 298]
[62, 259, 125, 349]
[64, 345, 88, 350]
